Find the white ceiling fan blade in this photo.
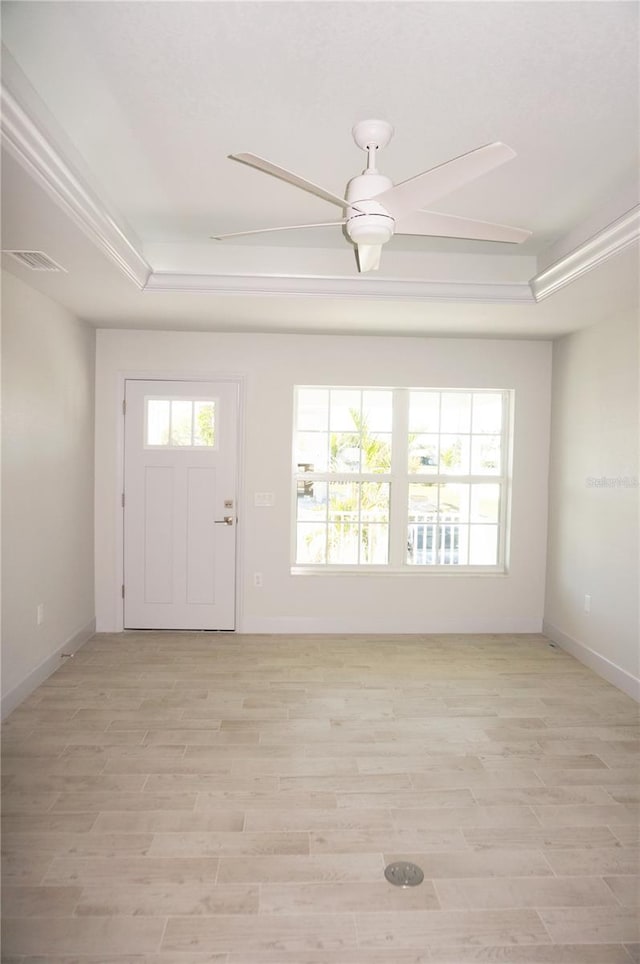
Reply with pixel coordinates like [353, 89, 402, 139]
[375, 142, 517, 221]
[230, 153, 362, 212]
[211, 220, 344, 241]
[396, 210, 532, 244]
[356, 243, 382, 272]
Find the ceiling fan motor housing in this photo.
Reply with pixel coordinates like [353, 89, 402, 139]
[345, 173, 395, 247]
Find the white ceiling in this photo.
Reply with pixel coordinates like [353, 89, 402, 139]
[1, 0, 638, 337]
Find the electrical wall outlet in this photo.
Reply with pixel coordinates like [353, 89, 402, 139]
[254, 572, 263, 588]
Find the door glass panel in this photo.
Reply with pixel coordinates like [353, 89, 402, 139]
[145, 398, 217, 449]
[170, 400, 193, 446]
[194, 402, 215, 446]
[146, 400, 170, 446]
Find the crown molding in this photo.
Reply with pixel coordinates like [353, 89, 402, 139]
[0, 83, 151, 289]
[530, 206, 640, 301]
[2, 74, 636, 306]
[144, 272, 535, 303]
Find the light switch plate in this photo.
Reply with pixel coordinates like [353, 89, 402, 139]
[254, 492, 275, 507]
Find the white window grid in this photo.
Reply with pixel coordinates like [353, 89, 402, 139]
[144, 396, 219, 450]
[292, 387, 512, 572]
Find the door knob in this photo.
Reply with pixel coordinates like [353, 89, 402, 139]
[214, 516, 234, 526]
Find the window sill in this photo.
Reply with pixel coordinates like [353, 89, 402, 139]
[290, 566, 508, 577]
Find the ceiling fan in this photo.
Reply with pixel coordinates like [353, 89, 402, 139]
[212, 120, 531, 273]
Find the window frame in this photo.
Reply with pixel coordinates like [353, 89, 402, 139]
[143, 395, 219, 451]
[291, 386, 512, 574]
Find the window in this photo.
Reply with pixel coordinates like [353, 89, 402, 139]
[294, 389, 392, 565]
[145, 397, 217, 448]
[293, 387, 511, 571]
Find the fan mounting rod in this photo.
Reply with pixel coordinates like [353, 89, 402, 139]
[352, 119, 394, 173]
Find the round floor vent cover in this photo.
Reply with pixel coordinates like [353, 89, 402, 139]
[384, 861, 424, 887]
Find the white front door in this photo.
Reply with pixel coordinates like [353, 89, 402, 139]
[123, 379, 238, 630]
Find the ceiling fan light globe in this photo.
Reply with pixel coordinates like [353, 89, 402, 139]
[344, 188, 395, 248]
[346, 214, 395, 247]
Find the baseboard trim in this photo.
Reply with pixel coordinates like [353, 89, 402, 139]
[542, 620, 640, 702]
[240, 616, 543, 635]
[1, 618, 96, 720]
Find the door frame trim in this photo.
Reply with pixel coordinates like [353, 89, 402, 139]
[114, 370, 245, 633]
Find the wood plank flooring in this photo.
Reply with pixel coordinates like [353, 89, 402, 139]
[1, 631, 638, 963]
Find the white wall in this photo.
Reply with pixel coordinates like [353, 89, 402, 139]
[544, 309, 639, 698]
[1, 271, 96, 716]
[96, 329, 552, 635]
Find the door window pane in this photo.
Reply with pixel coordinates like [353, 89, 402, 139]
[146, 400, 170, 446]
[145, 398, 217, 449]
[194, 402, 215, 446]
[170, 400, 193, 446]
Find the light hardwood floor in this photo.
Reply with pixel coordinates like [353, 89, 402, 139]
[1, 632, 639, 963]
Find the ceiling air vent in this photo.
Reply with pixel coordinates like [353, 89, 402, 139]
[3, 250, 67, 272]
